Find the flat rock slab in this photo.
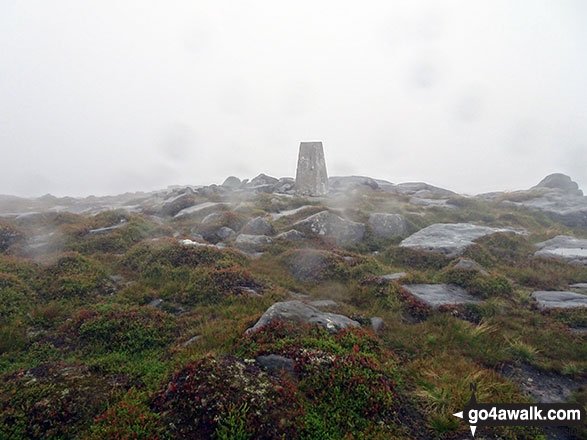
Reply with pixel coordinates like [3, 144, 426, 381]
[402, 284, 482, 309]
[174, 202, 229, 218]
[570, 283, 587, 292]
[531, 291, 587, 309]
[400, 223, 525, 257]
[381, 272, 407, 281]
[246, 300, 359, 334]
[535, 235, 587, 265]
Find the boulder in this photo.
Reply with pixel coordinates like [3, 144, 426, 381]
[370, 317, 384, 333]
[368, 213, 407, 239]
[402, 284, 482, 308]
[216, 226, 236, 241]
[532, 173, 583, 196]
[283, 249, 345, 282]
[246, 300, 360, 334]
[159, 192, 196, 216]
[570, 283, 587, 293]
[534, 235, 587, 265]
[255, 354, 295, 375]
[531, 291, 587, 309]
[328, 176, 380, 192]
[250, 173, 279, 186]
[174, 202, 229, 218]
[400, 223, 526, 257]
[295, 142, 328, 196]
[293, 210, 365, 245]
[453, 258, 489, 275]
[222, 176, 241, 188]
[241, 216, 274, 235]
[201, 212, 223, 224]
[234, 234, 273, 252]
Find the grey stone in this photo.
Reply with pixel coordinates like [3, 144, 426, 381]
[273, 178, 295, 194]
[216, 226, 235, 240]
[174, 202, 229, 218]
[182, 335, 202, 347]
[241, 216, 274, 235]
[276, 229, 305, 241]
[202, 212, 223, 224]
[148, 298, 164, 308]
[394, 182, 455, 196]
[381, 272, 407, 281]
[256, 354, 295, 375]
[295, 141, 328, 196]
[402, 284, 482, 308]
[246, 300, 360, 334]
[531, 291, 587, 309]
[250, 173, 279, 186]
[328, 176, 380, 192]
[409, 197, 456, 209]
[222, 176, 241, 188]
[234, 234, 273, 252]
[400, 223, 526, 257]
[88, 220, 127, 235]
[270, 205, 315, 221]
[368, 213, 407, 239]
[159, 192, 196, 216]
[534, 235, 587, 265]
[293, 210, 365, 245]
[532, 173, 583, 196]
[370, 317, 384, 333]
[570, 283, 587, 292]
[308, 300, 340, 309]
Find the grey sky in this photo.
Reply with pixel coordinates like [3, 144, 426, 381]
[1, 0, 586, 197]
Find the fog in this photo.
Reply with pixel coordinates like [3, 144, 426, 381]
[1, 0, 586, 197]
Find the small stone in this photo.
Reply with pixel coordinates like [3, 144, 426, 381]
[256, 354, 295, 375]
[370, 317, 384, 333]
[381, 272, 406, 281]
[148, 298, 164, 308]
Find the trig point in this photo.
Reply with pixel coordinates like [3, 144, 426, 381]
[295, 141, 328, 196]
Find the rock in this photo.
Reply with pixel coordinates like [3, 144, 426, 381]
[275, 229, 305, 241]
[222, 176, 241, 188]
[234, 234, 273, 252]
[308, 300, 340, 309]
[293, 210, 365, 245]
[328, 176, 380, 192]
[400, 223, 526, 257]
[269, 205, 315, 221]
[370, 317, 384, 333]
[534, 235, 587, 265]
[87, 220, 127, 235]
[409, 197, 456, 209]
[381, 272, 406, 281]
[531, 291, 587, 309]
[368, 213, 407, 239]
[255, 354, 295, 375]
[394, 182, 455, 196]
[453, 258, 489, 276]
[241, 216, 274, 235]
[273, 178, 295, 194]
[246, 300, 360, 334]
[159, 192, 197, 216]
[570, 283, 587, 292]
[402, 284, 482, 308]
[148, 298, 164, 308]
[174, 202, 229, 218]
[295, 141, 328, 196]
[201, 212, 223, 224]
[182, 335, 202, 347]
[532, 173, 583, 196]
[250, 173, 279, 186]
[216, 226, 235, 240]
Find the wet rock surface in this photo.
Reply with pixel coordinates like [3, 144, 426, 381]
[400, 223, 525, 257]
[402, 284, 482, 308]
[246, 300, 360, 334]
[535, 235, 587, 265]
[293, 210, 365, 245]
[531, 291, 587, 309]
[368, 213, 407, 239]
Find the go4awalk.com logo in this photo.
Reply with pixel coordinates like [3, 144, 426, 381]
[452, 384, 585, 437]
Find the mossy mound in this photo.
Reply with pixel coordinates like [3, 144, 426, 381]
[153, 354, 303, 440]
[0, 220, 24, 252]
[64, 304, 178, 353]
[281, 249, 350, 282]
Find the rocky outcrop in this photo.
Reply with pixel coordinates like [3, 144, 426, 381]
[295, 142, 328, 196]
[400, 223, 525, 257]
[221, 176, 241, 188]
[402, 284, 482, 308]
[368, 213, 407, 239]
[293, 211, 365, 245]
[532, 173, 583, 196]
[534, 235, 587, 265]
[246, 300, 360, 334]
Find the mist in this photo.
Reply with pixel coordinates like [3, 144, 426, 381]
[1, 0, 586, 197]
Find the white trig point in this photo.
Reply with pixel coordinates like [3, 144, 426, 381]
[295, 141, 328, 196]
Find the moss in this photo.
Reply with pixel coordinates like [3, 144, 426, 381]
[384, 246, 451, 270]
[280, 249, 350, 282]
[439, 267, 513, 298]
[0, 220, 24, 252]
